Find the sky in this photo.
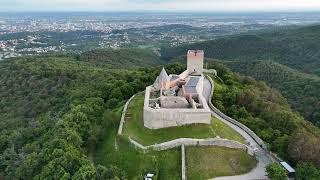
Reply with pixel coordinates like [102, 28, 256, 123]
[1, 0, 320, 12]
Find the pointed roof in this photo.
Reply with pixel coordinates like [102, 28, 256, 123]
[153, 67, 169, 89]
[158, 67, 169, 82]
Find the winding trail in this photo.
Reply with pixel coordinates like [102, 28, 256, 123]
[203, 76, 272, 180]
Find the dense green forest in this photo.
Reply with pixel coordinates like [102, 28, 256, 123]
[162, 25, 320, 75]
[79, 48, 163, 68]
[223, 60, 320, 127]
[0, 50, 185, 179]
[1, 24, 320, 178]
[209, 62, 320, 178]
[162, 25, 320, 126]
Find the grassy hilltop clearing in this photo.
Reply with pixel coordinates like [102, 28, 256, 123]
[94, 108, 182, 180]
[123, 94, 245, 145]
[94, 96, 254, 179]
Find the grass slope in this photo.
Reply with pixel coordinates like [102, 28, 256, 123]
[123, 94, 245, 145]
[186, 146, 257, 180]
[94, 108, 181, 180]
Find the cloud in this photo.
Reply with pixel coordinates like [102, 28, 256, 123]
[1, 0, 320, 11]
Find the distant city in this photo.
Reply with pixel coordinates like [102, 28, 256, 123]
[1, 12, 320, 60]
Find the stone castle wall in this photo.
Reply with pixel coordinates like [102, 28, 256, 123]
[144, 107, 211, 129]
[205, 75, 268, 150]
[144, 86, 211, 129]
[128, 137, 254, 156]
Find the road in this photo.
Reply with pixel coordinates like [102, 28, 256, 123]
[203, 76, 271, 180]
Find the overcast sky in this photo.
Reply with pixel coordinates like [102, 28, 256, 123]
[1, 0, 320, 12]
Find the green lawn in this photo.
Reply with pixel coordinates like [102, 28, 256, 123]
[186, 146, 258, 180]
[123, 94, 245, 145]
[94, 107, 181, 180]
[94, 94, 247, 179]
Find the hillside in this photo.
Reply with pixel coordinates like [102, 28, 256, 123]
[163, 25, 320, 126]
[0, 54, 163, 179]
[162, 25, 320, 76]
[0, 51, 188, 179]
[207, 62, 320, 170]
[223, 60, 320, 126]
[0, 50, 319, 179]
[79, 48, 163, 69]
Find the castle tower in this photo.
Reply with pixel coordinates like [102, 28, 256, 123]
[187, 50, 204, 75]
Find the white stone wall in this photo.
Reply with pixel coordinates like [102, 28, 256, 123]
[151, 138, 249, 152]
[196, 75, 204, 94]
[181, 145, 186, 180]
[144, 107, 211, 129]
[205, 75, 268, 150]
[128, 137, 254, 156]
[117, 92, 141, 135]
[144, 85, 211, 129]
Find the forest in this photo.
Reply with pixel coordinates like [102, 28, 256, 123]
[209, 62, 320, 179]
[223, 60, 320, 127]
[1, 24, 320, 178]
[162, 25, 320, 127]
[0, 52, 184, 179]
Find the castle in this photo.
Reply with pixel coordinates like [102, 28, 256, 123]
[143, 50, 211, 129]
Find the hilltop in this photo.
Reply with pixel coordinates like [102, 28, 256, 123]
[1, 24, 320, 179]
[0, 49, 319, 179]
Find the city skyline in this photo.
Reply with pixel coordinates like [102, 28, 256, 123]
[1, 0, 320, 12]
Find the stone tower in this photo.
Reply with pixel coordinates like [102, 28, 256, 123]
[187, 50, 204, 75]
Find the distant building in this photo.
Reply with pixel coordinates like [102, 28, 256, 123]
[144, 50, 211, 129]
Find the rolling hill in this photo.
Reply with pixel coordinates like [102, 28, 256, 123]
[162, 25, 320, 76]
[79, 48, 163, 68]
[223, 60, 320, 127]
[162, 25, 320, 126]
[0, 47, 319, 179]
[0, 50, 186, 179]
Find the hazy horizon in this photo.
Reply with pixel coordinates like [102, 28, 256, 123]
[1, 0, 320, 12]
